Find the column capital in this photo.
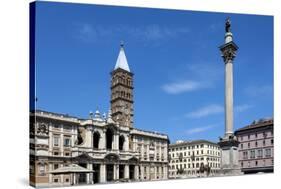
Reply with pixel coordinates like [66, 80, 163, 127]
[219, 41, 238, 63]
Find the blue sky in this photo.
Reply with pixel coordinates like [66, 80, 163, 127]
[34, 2, 273, 143]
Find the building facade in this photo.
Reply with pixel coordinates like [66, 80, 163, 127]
[235, 118, 274, 174]
[168, 140, 221, 178]
[30, 44, 169, 187]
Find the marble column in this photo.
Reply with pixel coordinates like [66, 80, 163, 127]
[100, 164, 106, 183]
[73, 173, 76, 185]
[134, 166, 139, 180]
[124, 165, 129, 179]
[218, 18, 241, 176]
[87, 163, 93, 184]
[113, 164, 119, 180]
[225, 53, 234, 138]
[140, 166, 144, 180]
[221, 32, 238, 139]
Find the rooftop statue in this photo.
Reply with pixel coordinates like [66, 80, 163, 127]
[225, 17, 231, 33]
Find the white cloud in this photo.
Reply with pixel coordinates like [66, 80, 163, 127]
[244, 85, 273, 97]
[75, 23, 190, 42]
[235, 104, 253, 113]
[184, 103, 252, 119]
[162, 80, 211, 94]
[162, 63, 222, 95]
[185, 104, 224, 119]
[185, 124, 217, 135]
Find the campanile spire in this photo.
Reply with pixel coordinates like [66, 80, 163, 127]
[110, 42, 134, 128]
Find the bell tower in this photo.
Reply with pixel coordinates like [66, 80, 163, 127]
[110, 42, 134, 128]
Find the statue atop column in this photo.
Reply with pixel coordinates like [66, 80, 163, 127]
[225, 17, 231, 33]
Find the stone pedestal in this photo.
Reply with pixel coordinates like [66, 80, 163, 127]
[218, 139, 241, 175]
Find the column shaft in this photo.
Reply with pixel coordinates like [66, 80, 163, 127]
[100, 164, 106, 183]
[225, 61, 233, 138]
[124, 165, 129, 179]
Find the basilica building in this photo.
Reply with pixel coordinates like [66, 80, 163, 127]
[30, 44, 169, 187]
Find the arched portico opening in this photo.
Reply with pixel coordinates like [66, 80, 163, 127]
[119, 135, 125, 151]
[93, 131, 100, 149]
[106, 128, 114, 150]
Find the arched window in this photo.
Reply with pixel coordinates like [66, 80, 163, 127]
[119, 135, 125, 151]
[93, 132, 100, 149]
[106, 128, 114, 150]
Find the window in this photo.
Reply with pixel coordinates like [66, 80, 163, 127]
[263, 140, 266, 146]
[65, 178, 69, 182]
[255, 141, 258, 147]
[255, 133, 258, 138]
[64, 125, 72, 130]
[255, 161, 258, 166]
[248, 143, 250, 148]
[265, 148, 271, 157]
[64, 138, 71, 147]
[201, 150, 203, 154]
[241, 143, 243, 149]
[53, 136, 60, 147]
[257, 149, 263, 158]
[248, 135, 250, 139]
[119, 135, 125, 151]
[243, 151, 248, 159]
[65, 152, 70, 156]
[53, 178, 59, 183]
[39, 164, 45, 176]
[93, 132, 100, 149]
[271, 139, 274, 145]
[53, 164, 59, 170]
[53, 151, 59, 156]
[250, 150, 255, 159]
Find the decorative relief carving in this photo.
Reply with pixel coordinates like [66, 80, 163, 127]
[37, 123, 49, 135]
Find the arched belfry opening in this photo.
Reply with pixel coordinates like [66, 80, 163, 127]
[106, 128, 114, 150]
[119, 135, 125, 151]
[93, 131, 100, 149]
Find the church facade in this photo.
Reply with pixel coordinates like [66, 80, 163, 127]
[30, 44, 169, 187]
